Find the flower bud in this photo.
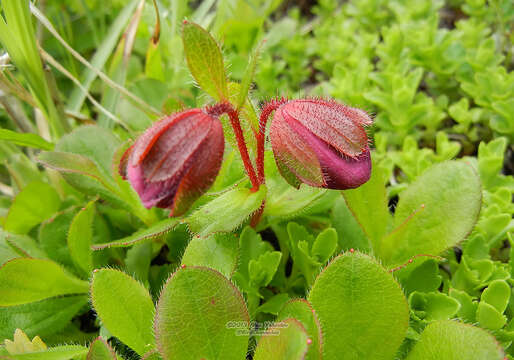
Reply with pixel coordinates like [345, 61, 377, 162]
[270, 99, 372, 190]
[120, 109, 224, 216]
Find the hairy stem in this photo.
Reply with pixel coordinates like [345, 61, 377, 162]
[256, 97, 288, 183]
[206, 102, 260, 191]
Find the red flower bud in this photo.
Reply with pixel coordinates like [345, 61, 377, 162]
[119, 109, 224, 216]
[270, 99, 372, 190]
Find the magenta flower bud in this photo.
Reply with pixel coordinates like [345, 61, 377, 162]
[270, 99, 372, 190]
[119, 109, 224, 216]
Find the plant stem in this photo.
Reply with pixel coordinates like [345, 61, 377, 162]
[206, 102, 260, 191]
[226, 108, 260, 191]
[256, 97, 288, 183]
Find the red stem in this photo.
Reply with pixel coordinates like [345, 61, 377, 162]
[256, 97, 288, 183]
[206, 102, 260, 191]
[228, 109, 260, 191]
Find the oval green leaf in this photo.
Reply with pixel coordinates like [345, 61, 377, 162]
[181, 233, 239, 278]
[154, 266, 249, 360]
[90, 269, 155, 355]
[379, 161, 482, 266]
[308, 252, 409, 360]
[182, 21, 227, 100]
[276, 299, 323, 360]
[405, 320, 504, 360]
[253, 318, 309, 360]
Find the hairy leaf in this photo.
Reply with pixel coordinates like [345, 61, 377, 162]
[0, 258, 88, 306]
[154, 266, 249, 360]
[308, 252, 408, 359]
[90, 269, 155, 355]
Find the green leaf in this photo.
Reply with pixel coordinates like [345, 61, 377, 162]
[253, 318, 309, 360]
[449, 288, 477, 323]
[308, 252, 408, 360]
[477, 301, 506, 330]
[38, 210, 75, 269]
[187, 185, 266, 237]
[342, 158, 391, 250]
[92, 218, 178, 250]
[5, 153, 41, 192]
[277, 299, 323, 360]
[401, 259, 442, 294]
[311, 228, 338, 264]
[125, 242, 152, 286]
[232, 226, 274, 288]
[256, 293, 290, 316]
[67, 200, 96, 276]
[1, 231, 47, 261]
[287, 223, 335, 287]
[0, 258, 88, 306]
[42, 323, 97, 347]
[181, 233, 239, 278]
[379, 161, 482, 266]
[52, 125, 120, 184]
[481, 279, 510, 313]
[331, 197, 370, 252]
[409, 292, 460, 321]
[91, 269, 155, 355]
[38, 152, 115, 192]
[182, 21, 228, 100]
[4, 181, 61, 234]
[463, 235, 490, 260]
[154, 266, 249, 360]
[0, 233, 21, 267]
[0, 130, 54, 150]
[57, 126, 119, 174]
[87, 337, 117, 360]
[249, 251, 282, 289]
[0, 295, 88, 341]
[3, 328, 46, 355]
[3, 345, 89, 360]
[452, 255, 496, 295]
[405, 320, 504, 360]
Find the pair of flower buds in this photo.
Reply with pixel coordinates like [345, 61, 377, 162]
[119, 99, 372, 216]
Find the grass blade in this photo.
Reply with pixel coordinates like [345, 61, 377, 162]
[30, 3, 162, 117]
[0, 129, 54, 150]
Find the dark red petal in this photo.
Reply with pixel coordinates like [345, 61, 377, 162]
[280, 99, 369, 158]
[287, 115, 371, 189]
[140, 111, 213, 183]
[126, 162, 181, 209]
[118, 144, 134, 180]
[270, 110, 325, 187]
[130, 109, 204, 166]
[320, 146, 371, 190]
[170, 117, 225, 216]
